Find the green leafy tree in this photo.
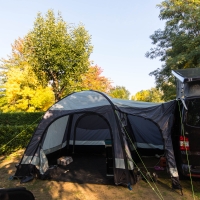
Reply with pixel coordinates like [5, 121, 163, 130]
[61, 65, 113, 96]
[109, 86, 130, 99]
[24, 10, 93, 101]
[146, 0, 200, 101]
[131, 88, 164, 102]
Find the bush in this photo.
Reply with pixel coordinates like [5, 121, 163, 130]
[0, 112, 44, 126]
[0, 125, 37, 155]
[0, 112, 44, 155]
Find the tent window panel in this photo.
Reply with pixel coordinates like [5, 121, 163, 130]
[75, 128, 111, 140]
[70, 128, 111, 145]
[77, 115, 109, 129]
[42, 115, 69, 151]
[128, 115, 164, 149]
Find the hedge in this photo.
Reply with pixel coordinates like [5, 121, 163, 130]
[0, 112, 44, 155]
[0, 112, 44, 126]
[0, 125, 38, 155]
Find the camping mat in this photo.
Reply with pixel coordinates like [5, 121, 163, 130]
[47, 153, 114, 185]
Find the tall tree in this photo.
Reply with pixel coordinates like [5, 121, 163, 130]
[131, 88, 164, 103]
[2, 65, 54, 112]
[0, 81, 6, 111]
[109, 86, 130, 99]
[0, 38, 54, 112]
[146, 0, 200, 101]
[61, 65, 112, 96]
[24, 10, 93, 101]
[80, 65, 112, 93]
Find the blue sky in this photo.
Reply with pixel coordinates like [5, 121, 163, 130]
[0, 0, 165, 96]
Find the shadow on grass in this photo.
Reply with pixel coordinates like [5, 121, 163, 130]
[136, 156, 200, 199]
[1, 151, 200, 200]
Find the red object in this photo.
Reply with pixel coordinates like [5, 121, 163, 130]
[159, 157, 166, 167]
[179, 136, 190, 150]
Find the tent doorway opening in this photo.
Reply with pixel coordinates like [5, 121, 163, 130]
[45, 113, 114, 184]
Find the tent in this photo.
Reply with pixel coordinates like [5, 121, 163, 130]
[15, 90, 180, 188]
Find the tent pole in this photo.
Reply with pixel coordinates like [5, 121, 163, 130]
[73, 126, 76, 154]
[66, 115, 73, 154]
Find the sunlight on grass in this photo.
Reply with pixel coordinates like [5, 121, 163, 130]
[8, 169, 13, 174]
[0, 150, 200, 200]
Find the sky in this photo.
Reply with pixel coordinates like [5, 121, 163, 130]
[0, 0, 165, 97]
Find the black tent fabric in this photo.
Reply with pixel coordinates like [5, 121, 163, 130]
[15, 90, 180, 188]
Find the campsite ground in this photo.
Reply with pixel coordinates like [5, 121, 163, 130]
[0, 150, 200, 200]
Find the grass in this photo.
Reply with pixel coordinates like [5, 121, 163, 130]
[0, 150, 200, 200]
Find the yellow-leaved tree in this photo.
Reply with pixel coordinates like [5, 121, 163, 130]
[131, 88, 163, 103]
[1, 38, 54, 112]
[3, 65, 54, 112]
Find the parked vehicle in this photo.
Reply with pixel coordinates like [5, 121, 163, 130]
[172, 68, 200, 178]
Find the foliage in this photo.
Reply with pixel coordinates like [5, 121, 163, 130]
[80, 65, 112, 93]
[61, 65, 113, 96]
[0, 112, 44, 155]
[109, 86, 130, 99]
[24, 10, 93, 101]
[0, 88, 6, 111]
[146, 0, 200, 101]
[0, 112, 44, 126]
[0, 125, 36, 155]
[131, 87, 164, 102]
[0, 38, 55, 112]
[3, 65, 54, 112]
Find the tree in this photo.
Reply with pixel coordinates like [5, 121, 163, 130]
[146, 0, 200, 101]
[0, 38, 54, 112]
[61, 65, 112, 96]
[0, 82, 6, 112]
[2, 66, 54, 112]
[24, 10, 93, 101]
[80, 65, 112, 93]
[109, 86, 130, 99]
[131, 88, 164, 103]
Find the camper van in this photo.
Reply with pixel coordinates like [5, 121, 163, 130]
[172, 68, 200, 178]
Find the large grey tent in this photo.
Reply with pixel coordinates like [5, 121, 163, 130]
[15, 90, 180, 188]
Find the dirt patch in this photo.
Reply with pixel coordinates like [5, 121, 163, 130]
[0, 150, 200, 200]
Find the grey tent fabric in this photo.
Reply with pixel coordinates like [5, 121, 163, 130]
[16, 90, 180, 188]
[116, 100, 179, 183]
[127, 115, 164, 149]
[20, 91, 128, 185]
[43, 115, 69, 154]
